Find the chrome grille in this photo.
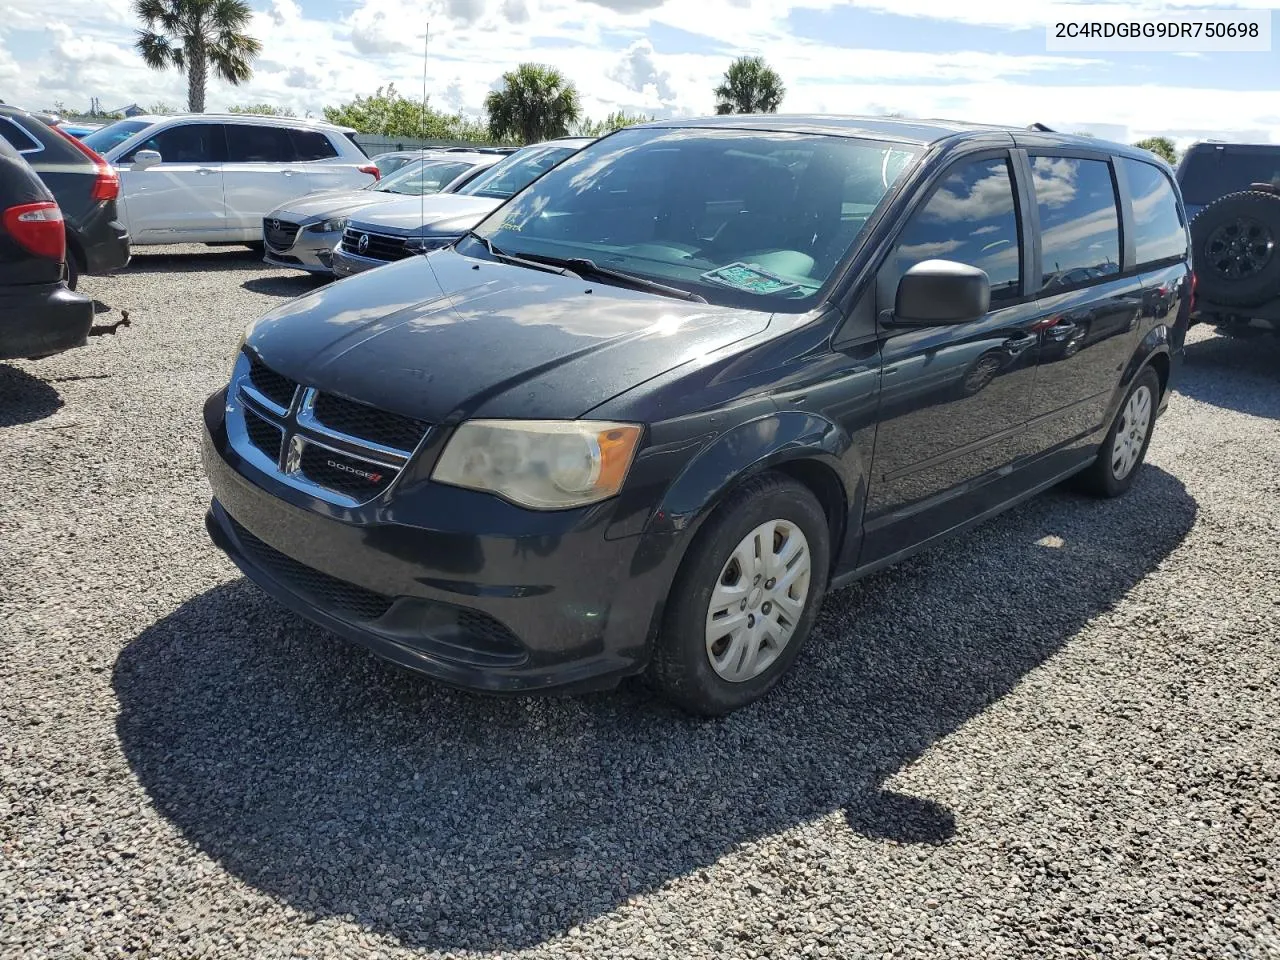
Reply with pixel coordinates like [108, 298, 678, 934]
[263, 218, 301, 250]
[341, 227, 410, 262]
[227, 353, 430, 506]
[313, 393, 429, 452]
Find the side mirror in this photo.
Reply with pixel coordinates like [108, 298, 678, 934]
[893, 259, 991, 325]
[132, 149, 162, 170]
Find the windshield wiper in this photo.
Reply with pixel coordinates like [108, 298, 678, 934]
[461, 230, 573, 276]
[521, 254, 707, 303]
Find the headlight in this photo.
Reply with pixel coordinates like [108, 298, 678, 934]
[432, 420, 642, 510]
[313, 217, 346, 234]
[404, 235, 459, 254]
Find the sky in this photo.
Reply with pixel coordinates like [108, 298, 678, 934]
[1, 0, 1279, 147]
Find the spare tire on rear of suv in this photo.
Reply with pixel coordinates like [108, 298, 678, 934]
[1190, 190, 1280, 307]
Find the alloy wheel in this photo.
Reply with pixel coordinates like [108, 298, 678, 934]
[1205, 217, 1275, 280]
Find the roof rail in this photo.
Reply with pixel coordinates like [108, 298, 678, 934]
[1027, 122, 1054, 132]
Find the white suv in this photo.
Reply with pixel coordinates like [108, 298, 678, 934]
[79, 114, 379, 246]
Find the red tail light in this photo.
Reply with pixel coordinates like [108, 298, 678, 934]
[1189, 270, 1198, 314]
[358, 163, 381, 181]
[51, 124, 119, 201]
[3, 201, 66, 261]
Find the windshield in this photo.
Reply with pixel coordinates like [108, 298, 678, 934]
[1180, 148, 1280, 204]
[458, 143, 582, 199]
[81, 119, 151, 155]
[471, 127, 919, 309]
[373, 158, 474, 195]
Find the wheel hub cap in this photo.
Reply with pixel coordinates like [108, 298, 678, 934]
[705, 519, 812, 683]
[1111, 385, 1153, 482]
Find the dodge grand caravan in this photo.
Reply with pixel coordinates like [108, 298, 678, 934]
[203, 116, 1192, 715]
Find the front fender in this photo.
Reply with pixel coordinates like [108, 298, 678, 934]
[646, 410, 857, 538]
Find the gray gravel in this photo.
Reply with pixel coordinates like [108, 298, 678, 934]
[2, 245, 1278, 959]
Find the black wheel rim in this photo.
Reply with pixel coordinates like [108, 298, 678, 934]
[1204, 216, 1275, 280]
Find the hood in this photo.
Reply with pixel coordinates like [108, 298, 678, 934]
[244, 247, 771, 423]
[342, 194, 502, 236]
[269, 188, 403, 223]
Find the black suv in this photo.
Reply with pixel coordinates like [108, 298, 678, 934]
[0, 105, 130, 288]
[0, 138, 94, 360]
[203, 116, 1191, 715]
[1176, 141, 1280, 337]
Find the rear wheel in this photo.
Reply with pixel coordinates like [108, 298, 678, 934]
[1075, 367, 1161, 498]
[647, 472, 830, 716]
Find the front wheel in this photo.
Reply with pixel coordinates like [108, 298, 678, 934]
[1075, 366, 1161, 498]
[647, 472, 831, 716]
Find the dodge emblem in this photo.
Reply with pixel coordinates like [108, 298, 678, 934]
[357, 233, 370, 255]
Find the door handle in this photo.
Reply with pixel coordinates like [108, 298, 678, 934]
[196, 167, 216, 175]
[1002, 332, 1037, 354]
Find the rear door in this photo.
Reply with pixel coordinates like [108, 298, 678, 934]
[117, 122, 227, 241]
[223, 123, 307, 239]
[1018, 150, 1144, 452]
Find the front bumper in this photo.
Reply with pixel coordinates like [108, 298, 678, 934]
[0, 281, 94, 360]
[264, 223, 343, 274]
[330, 244, 386, 277]
[201, 396, 678, 694]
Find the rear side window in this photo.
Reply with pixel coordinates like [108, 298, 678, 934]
[124, 123, 226, 163]
[1121, 158, 1187, 267]
[1031, 156, 1121, 294]
[0, 118, 41, 153]
[886, 156, 1023, 305]
[291, 129, 338, 161]
[226, 124, 294, 163]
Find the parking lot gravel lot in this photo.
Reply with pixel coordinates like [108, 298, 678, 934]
[2, 246, 1278, 960]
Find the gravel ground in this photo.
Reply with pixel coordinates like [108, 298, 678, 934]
[1, 246, 1278, 960]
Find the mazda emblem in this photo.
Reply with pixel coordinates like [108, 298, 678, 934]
[357, 234, 370, 255]
[270, 218, 280, 232]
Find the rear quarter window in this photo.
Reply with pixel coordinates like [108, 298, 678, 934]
[291, 129, 339, 161]
[0, 117, 41, 153]
[1121, 157, 1188, 267]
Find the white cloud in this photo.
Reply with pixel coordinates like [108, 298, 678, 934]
[607, 40, 678, 105]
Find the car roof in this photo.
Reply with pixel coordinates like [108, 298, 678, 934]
[128, 113, 356, 134]
[636, 113, 1153, 158]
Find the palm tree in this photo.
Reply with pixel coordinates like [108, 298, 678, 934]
[134, 0, 262, 114]
[713, 56, 785, 115]
[485, 64, 581, 145]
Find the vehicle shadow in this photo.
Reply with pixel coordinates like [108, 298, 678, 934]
[0, 363, 63, 426]
[1178, 328, 1280, 419]
[114, 467, 1196, 953]
[241, 274, 330, 298]
[125, 248, 264, 274]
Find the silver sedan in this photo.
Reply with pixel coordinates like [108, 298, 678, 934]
[261, 154, 501, 273]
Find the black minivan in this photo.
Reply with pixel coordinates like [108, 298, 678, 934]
[203, 116, 1191, 715]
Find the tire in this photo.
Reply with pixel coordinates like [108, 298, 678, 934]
[647, 472, 831, 716]
[1190, 191, 1280, 307]
[1074, 367, 1161, 498]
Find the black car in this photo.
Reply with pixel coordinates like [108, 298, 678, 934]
[0, 138, 94, 360]
[1176, 141, 1280, 337]
[202, 116, 1191, 715]
[0, 105, 130, 288]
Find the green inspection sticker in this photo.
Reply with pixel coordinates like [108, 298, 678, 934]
[701, 262, 799, 295]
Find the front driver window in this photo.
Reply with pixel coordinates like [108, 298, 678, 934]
[882, 156, 1023, 309]
[124, 124, 225, 164]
